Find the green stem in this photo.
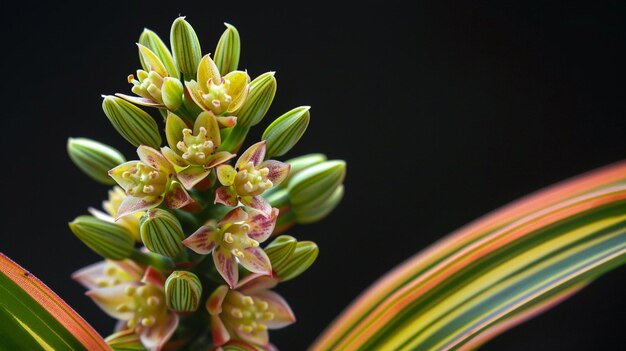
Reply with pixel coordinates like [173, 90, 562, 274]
[130, 250, 175, 271]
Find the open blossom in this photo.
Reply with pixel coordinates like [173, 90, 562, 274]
[73, 261, 178, 351]
[207, 274, 295, 348]
[161, 111, 235, 189]
[109, 145, 193, 218]
[88, 186, 143, 241]
[215, 141, 290, 216]
[182, 207, 278, 288]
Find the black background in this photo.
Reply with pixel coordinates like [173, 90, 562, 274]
[2, 1, 626, 350]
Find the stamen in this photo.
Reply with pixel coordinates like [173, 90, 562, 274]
[143, 185, 154, 194]
[230, 308, 243, 318]
[176, 141, 187, 152]
[241, 296, 254, 306]
[224, 232, 234, 244]
[262, 312, 275, 321]
[141, 316, 155, 327]
[212, 99, 221, 108]
[244, 181, 254, 193]
[146, 296, 160, 306]
[124, 286, 136, 296]
[116, 304, 131, 313]
[240, 324, 253, 333]
[256, 300, 269, 311]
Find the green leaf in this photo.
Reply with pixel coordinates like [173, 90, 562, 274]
[312, 161, 626, 350]
[0, 254, 110, 350]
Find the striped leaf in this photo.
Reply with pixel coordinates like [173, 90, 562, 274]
[262, 106, 310, 158]
[312, 161, 626, 350]
[214, 23, 241, 76]
[0, 254, 110, 350]
[139, 209, 185, 258]
[101, 96, 161, 148]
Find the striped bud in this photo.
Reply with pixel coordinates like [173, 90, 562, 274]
[104, 329, 144, 351]
[139, 209, 185, 258]
[170, 17, 202, 77]
[139, 28, 179, 79]
[265, 236, 318, 282]
[262, 106, 310, 158]
[67, 138, 126, 185]
[236, 72, 277, 128]
[69, 216, 134, 260]
[165, 271, 202, 312]
[294, 185, 344, 224]
[162, 77, 184, 110]
[284, 153, 327, 184]
[101, 96, 162, 148]
[214, 23, 241, 76]
[288, 160, 346, 208]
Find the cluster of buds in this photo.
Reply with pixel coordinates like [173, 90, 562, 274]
[67, 17, 346, 351]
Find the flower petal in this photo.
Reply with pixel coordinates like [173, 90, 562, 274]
[109, 161, 141, 191]
[141, 266, 166, 288]
[224, 71, 250, 114]
[86, 283, 139, 320]
[240, 196, 272, 217]
[177, 166, 211, 189]
[215, 116, 237, 128]
[253, 290, 296, 329]
[239, 247, 272, 275]
[72, 260, 143, 289]
[185, 80, 208, 111]
[211, 314, 231, 346]
[214, 186, 238, 207]
[207, 151, 236, 169]
[182, 226, 218, 255]
[247, 208, 278, 242]
[137, 146, 174, 175]
[115, 93, 165, 108]
[197, 54, 221, 91]
[161, 147, 188, 169]
[194, 111, 221, 144]
[140, 312, 179, 351]
[234, 327, 269, 348]
[236, 141, 266, 169]
[260, 160, 290, 187]
[88, 207, 115, 223]
[71, 261, 108, 289]
[207, 285, 229, 315]
[216, 165, 237, 186]
[214, 248, 238, 289]
[218, 207, 248, 227]
[165, 113, 189, 151]
[165, 181, 194, 209]
[236, 274, 278, 294]
[137, 43, 168, 77]
[117, 195, 163, 219]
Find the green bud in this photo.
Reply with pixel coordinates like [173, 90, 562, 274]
[105, 329, 146, 351]
[165, 271, 202, 312]
[288, 160, 346, 207]
[266, 236, 318, 282]
[262, 106, 310, 158]
[214, 23, 241, 76]
[162, 77, 184, 110]
[101, 96, 162, 148]
[139, 28, 179, 79]
[285, 153, 327, 184]
[69, 216, 134, 260]
[67, 138, 126, 185]
[295, 185, 344, 224]
[236, 72, 277, 128]
[265, 188, 290, 208]
[170, 17, 202, 77]
[139, 209, 185, 258]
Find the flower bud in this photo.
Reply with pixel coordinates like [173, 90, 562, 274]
[69, 216, 134, 260]
[101, 95, 162, 148]
[284, 153, 327, 184]
[67, 138, 126, 185]
[262, 106, 310, 158]
[214, 23, 241, 76]
[236, 72, 277, 128]
[139, 28, 179, 79]
[104, 329, 144, 350]
[265, 236, 318, 282]
[139, 209, 185, 258]
[170, 17, 202, 77]
[295, 185, 344, 224]
[162, 77, 184, 110]
[288, 160, 346, 208]
[165, 271, 202, 312]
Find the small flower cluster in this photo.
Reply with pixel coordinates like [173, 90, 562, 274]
[68, 17, 345, 351]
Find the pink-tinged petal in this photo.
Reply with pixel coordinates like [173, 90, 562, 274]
[206, 285, 229, 315]
[141, 266, 166, 288]
[214, 186, 238, 207]
[236, 141, 266, 169]
[185, 81, 209, 111]
[161, 147, 188, 169]
[109, 161, 141, 191]
[224, 71, 250, 114]
[88, 208, 115, 223]
[117, 195, 163, 219]
[216, 165, 237, 186]
[182, 226, 218, 255]
[139, 312, 179, 351]
[71, 261, 108, 289]
[198, 55, 221, 91]
[207, 151, 236, 169]
[234, 327, 269, 348]
[260, 160, 290, 187]
[194, 111, 221, 144]
[253, 290, 296, 329]
[240, 196, 272, 217]
[214, 248, 238, 289]
[165, 113, 189, 151]
[247, 208, 278, 242]
[165, 181, 194, 209]
[115, 93, 165, 108]
[210, 314, 231, 346]
[137, 146, 174, 175]
[72, 260, 143, 289]
[86, 283, 139, 320]
[215, 116, 237, 128]
[238, 247, 272, 275]
[177, 166, 211, 189]
[218, 207, 249, 227]
[236, 274, 278, 294]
